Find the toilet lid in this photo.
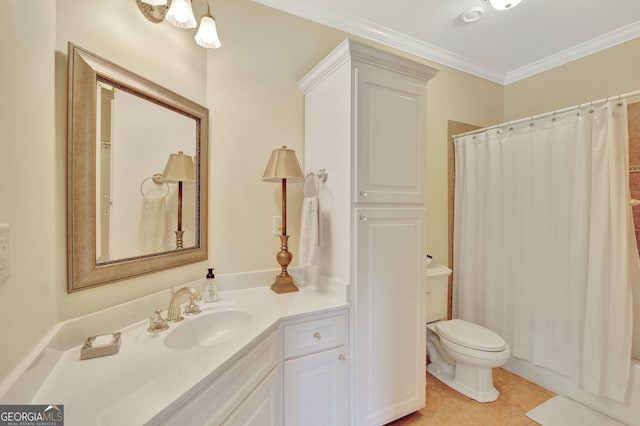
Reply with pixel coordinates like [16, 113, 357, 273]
[435, 319, 507, 352]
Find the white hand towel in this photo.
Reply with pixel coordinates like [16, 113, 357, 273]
[299, 195, 319, 268]
[140, 196, 167, 254]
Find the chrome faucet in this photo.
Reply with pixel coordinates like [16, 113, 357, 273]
[167, 287, 201, 322]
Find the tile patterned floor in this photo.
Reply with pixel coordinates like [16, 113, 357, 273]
[387, 368, 556, 425]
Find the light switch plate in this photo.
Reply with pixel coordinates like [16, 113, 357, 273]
[272, 216, 282, 236]
[0, 224, 9, 282]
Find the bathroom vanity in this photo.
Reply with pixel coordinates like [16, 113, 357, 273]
[0, 276, 348, 426]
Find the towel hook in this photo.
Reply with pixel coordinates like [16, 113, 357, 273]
[305, 168, 328, 182]
[312, 168, 328, 183]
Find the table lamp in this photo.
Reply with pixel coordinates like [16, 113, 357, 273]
[262, 145, 304, 293]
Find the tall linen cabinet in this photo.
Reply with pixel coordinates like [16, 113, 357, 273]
[298, 39, 437, 425]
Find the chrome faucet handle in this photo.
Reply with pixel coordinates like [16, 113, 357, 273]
[183, 295, 202, 315]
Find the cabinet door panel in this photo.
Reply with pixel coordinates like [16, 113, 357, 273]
[354, 63, 427, 204]
[354, 208, 427, 425]
[284, 346, 347, 426]
[221, 366, 282, 426]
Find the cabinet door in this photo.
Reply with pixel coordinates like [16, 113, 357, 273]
[354, 208, 427, 425]
[354, 62, 427, 204]
[284, 346, 347, 426]
[222, 366, 282, 426]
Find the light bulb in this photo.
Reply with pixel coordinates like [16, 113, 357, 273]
[195, 15, 221, 48]
[166, 0, 197, 28]
[140, 0, 168, 5]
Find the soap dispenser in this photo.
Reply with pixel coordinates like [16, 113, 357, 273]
[204, 268, 218, 302]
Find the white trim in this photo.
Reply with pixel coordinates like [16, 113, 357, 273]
[253, 0, 505, 84]
[505, 21, 640, 84]
[253, 0, 640, 85]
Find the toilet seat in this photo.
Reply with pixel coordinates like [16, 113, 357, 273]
[435, 319, 506, 352]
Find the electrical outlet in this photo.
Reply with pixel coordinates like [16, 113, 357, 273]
[272, 216, 282, 236]
[0, 224, 9, 283]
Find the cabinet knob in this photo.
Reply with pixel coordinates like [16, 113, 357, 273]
[359, 215, 368, 222]
[313, 332, 322, 340]
[359, 190, 368, 197]
[339, 354, 346, 361]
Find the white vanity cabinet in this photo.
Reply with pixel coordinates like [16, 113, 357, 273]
[299, 39, 437, 425]
[153, 330, 282, 426]
[282, 311, 348, 426]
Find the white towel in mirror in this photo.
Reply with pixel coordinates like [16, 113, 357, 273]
[140, 196, 167, 254]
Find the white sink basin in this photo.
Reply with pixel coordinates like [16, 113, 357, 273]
[164, 309, 252, 350]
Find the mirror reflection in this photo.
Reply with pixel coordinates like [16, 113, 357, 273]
[95, 82, 197, 263]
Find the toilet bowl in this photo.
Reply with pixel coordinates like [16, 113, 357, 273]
[425, 264, 510, 403]
[427, 319, 511, 402]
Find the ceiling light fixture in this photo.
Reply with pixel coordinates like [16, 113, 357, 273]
[137, 0, 222, 49]
[488, 0, 522, 10]
[461, 6, 484, 23]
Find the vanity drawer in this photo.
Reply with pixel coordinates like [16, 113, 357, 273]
[283, 313, 347, 358]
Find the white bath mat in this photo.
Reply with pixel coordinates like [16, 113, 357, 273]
[526, 395, 624, 426]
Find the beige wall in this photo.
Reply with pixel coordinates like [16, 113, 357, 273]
[0, 0, 57, 382]
[205, 0, 345, 273]
[505, 37, 640, 121]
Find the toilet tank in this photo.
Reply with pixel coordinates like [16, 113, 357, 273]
[426, 264, 452, 323]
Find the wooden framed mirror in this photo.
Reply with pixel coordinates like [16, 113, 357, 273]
[67, 43, 208, 292]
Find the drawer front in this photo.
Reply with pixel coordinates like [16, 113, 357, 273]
[283, 313, 347, 358]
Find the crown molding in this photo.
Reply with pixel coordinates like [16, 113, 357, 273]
[253, 0, 506, 84]
[504, 21, 640, 84]
[254, 0, 640, 86]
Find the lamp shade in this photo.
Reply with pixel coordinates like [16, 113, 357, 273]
[489, 0, 522, 10]
[165, 0, 197, 28]
[262, 146, 304, 182]
[195, 14, 222, 48]
[161, 151, 195, 182]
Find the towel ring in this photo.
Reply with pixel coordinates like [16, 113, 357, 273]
[140, 174, 170, 198]
[304, 173, 320, 198]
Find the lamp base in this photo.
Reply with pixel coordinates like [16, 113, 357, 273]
[271, 274, 299, 293]
[270, 234, 299, 294]
[175, 230, 184, 249]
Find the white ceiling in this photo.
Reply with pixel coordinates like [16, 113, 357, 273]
[253, 0, 640, 84]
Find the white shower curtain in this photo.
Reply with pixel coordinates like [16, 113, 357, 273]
[453, 100, 640, 402]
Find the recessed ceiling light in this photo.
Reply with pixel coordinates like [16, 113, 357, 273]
[462, 6, 484, 23]
[489, 0, 522, 10]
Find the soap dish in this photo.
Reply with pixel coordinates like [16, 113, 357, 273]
[80, 332, 121, 360]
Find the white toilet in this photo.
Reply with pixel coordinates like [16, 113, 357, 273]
[425, 264, 511, 403]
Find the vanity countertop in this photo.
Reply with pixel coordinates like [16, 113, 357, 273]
[25, 285, 348, 425]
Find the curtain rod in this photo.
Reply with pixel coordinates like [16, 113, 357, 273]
[453, 89, 640, 139]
